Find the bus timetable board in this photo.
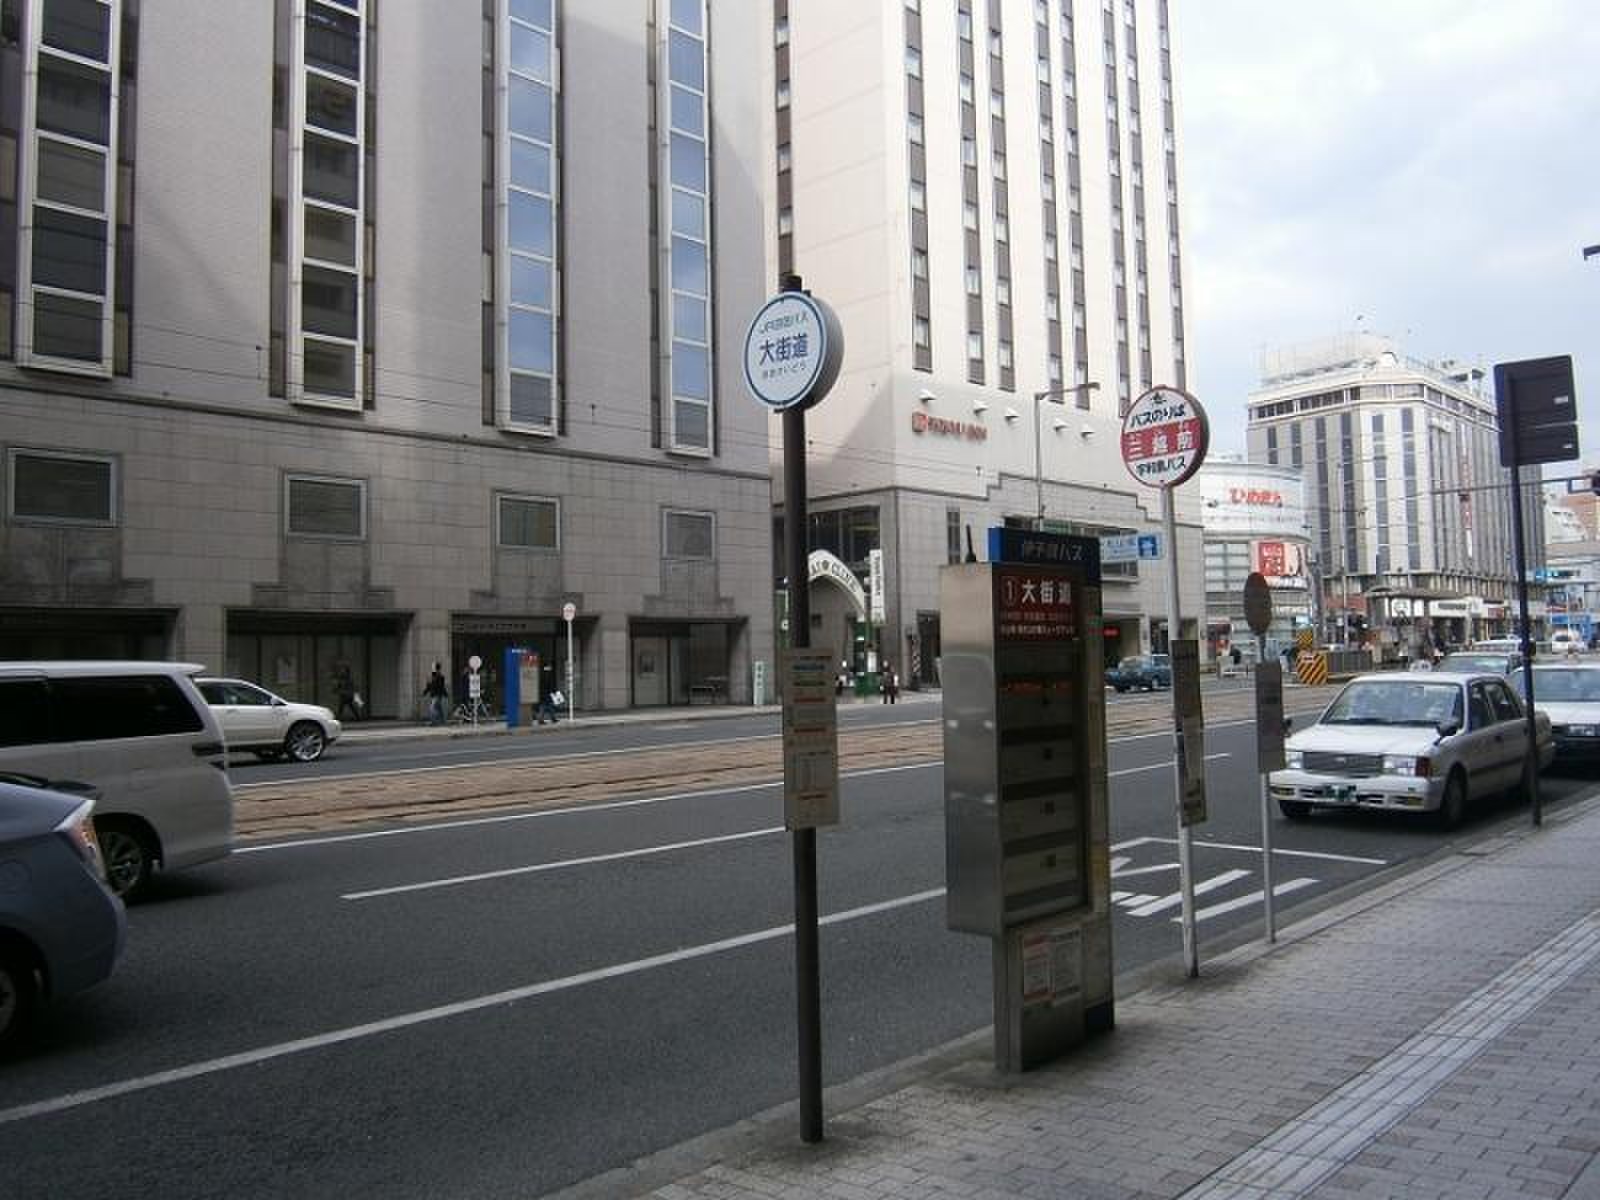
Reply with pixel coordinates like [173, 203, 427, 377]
[944, 558, 1104, 936]
[941, 537, 1114, 1070]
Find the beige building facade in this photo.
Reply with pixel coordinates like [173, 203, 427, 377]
[0, 1, 773, 715]
[771, 0, 1202, 681]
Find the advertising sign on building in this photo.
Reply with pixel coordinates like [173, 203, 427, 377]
[868, 548, 885, 622]
[1253, 539, 1308, 587]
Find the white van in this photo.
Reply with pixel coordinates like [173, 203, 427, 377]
[0, 662, 234, 899]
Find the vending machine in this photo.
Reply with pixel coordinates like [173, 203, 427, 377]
[941, 529, 1112, 1070]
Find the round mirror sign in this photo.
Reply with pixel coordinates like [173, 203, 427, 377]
[742, 291, 843, 412]
[468, 654, 482, 671]
[1121, 385, 1209, 489]
[562, 602, 576, 623]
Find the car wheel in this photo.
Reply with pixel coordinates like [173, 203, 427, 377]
[1435, 770, 1468, 831]
[97, 818, 155, 901]
[0, 942, 40, 1055]
[1114, 685, 1127, 693]
[285, 721, 327, 763]
[1278, 798, 1312, 820]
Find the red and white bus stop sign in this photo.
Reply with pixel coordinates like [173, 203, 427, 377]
[1121, 385, 1209, 489]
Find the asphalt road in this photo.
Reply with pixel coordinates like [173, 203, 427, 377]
[3, 694, 1594, 1199]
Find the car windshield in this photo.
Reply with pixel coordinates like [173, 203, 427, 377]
[1322, 680, 1463, 727]
[1513, 669, 1600, 703]
[1438, 654, 1506, 673]
[1119, 657, 1149, 669]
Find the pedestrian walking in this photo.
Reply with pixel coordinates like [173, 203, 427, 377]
[881, 663, 898, 704]
[424, 662, 449, 726]
[332, 662, 361, 722]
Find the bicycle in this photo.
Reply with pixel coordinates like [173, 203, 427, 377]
[450, 697, 495, 724]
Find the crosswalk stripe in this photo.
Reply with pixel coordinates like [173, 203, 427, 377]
[1125, 869, 1251, 917]
[1183, 878, 1318, 923]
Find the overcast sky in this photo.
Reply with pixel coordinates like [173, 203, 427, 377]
[1173, 1, 1600, 471]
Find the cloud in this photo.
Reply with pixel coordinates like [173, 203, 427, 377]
[1174, 2, 1600, 462]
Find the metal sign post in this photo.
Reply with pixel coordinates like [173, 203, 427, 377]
[1243, 572, 1281, 943]
[467, 654, 483, 727]
[562, 602, 576, 723]
[1122, 385, 1209, 978]
[745, 273, 843, 1144]
[1495, 355, 1579, 828]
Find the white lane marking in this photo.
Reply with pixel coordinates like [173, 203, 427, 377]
[1110, 752, 1229, 778]
[1139, 838, 1388, 866]
[237, 762, 932, 854]
[342, 826, 783, 901]
[1116, 893, 1159, 907]
[1125, 869, 1252, 917]
[1111, 836, 1157, 852]
[1110, 862, 1178, 879]
[1185, 878, 1318, 923]
[0, 887, 947, 1128]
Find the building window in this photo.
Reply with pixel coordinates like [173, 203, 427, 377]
[497, 493, 559, 550]
[494, 0, 560, 434]
[18, 0, 124, 376]
[946, 507, 962, 564]
[913, 317, 931, 348]
[664, 508, 715, 559]
[7, 448, 115, 524]
[285, 474, 365, 540]
[661, 0, 715, 454]
[287, 0, 369, 409]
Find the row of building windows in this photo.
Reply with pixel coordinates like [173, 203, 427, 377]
[13, 0, 131, 375]
[2, 446, 720, 559]
[4, 0, 720, 457]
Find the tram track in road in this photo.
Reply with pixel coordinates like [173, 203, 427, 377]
[234, 683, 1346, 839]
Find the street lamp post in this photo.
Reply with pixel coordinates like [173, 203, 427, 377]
[1033, 381, 1101, 528]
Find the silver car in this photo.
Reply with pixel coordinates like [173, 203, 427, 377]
[0, 778, 126, 1053]
[1270, 672, 1553, 828]
[194, 677, 343, 763]
[1511, 664, 1600, 762]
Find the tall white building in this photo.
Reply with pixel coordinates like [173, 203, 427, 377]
[772, 0, 1200, 681]
[1244, 335, 1545, 648]
[0, 1, 773, 715]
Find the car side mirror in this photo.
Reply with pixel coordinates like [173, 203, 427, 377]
[272, 698, 287, 707]
[1282, 717, 1293, 735]
[1436, 719, 1460, 738]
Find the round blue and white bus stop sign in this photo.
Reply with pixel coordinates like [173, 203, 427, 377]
[743, 291, 843, 412]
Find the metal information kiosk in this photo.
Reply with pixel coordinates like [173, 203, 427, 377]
[942, 528, 1113, 1071]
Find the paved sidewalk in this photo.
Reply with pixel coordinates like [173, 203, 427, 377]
[553, 798, 1600, 1200]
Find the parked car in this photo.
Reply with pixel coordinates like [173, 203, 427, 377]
[0, 662, 235, 900]
[1510, 664, 1600, 761]
[1269, 671, 1553, 828]
[1105, 654, 1172, 692]
[0, 777, 126, 1053]
[1549, 629, 1585, 657]
[1436, 650, 1522, 678]
[194, 677, 342, 763]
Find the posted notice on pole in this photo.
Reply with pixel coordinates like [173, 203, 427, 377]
[780, 648, 840, 829]
[1255, 662, 1286, 773]
[1171, 639, 1207, 826]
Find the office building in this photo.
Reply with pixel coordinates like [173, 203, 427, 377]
[773, 0, 1200, 681]
[1244, 335, 1544, 650]
[1196, 458, 1310, 660]
[0, 0, 773, 715]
